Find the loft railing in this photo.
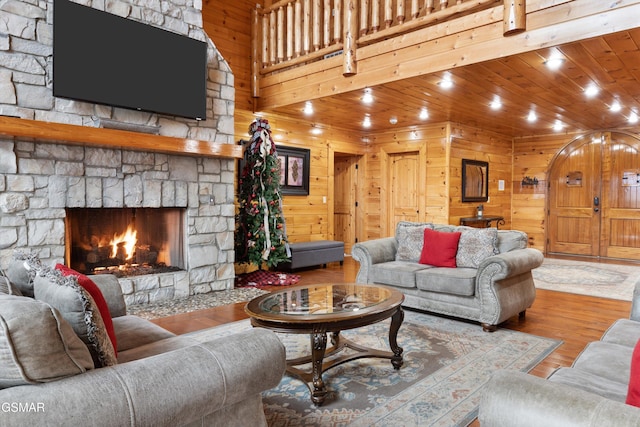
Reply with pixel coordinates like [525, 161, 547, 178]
[252, 0, 523, 87]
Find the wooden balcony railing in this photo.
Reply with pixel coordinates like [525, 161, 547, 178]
[252, 0, 523, 89]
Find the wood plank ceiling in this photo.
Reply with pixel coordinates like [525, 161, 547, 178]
[266, 28, 640, 138]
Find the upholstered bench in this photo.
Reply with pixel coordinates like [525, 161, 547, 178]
[281, 240, 345, 270]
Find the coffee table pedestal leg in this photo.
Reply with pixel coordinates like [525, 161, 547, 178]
[389, 307, 404, 369]
[310, 331, 328, 404]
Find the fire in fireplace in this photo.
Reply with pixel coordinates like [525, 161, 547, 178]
[65, 208, 185, 277]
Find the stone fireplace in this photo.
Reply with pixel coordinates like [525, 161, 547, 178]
[0, 0, 237, 306]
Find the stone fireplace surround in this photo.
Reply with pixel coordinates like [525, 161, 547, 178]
[0, 0, 238, 306]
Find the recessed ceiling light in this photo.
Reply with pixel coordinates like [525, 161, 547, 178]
[419, 107, 429, 120]
[389, 116, 398, 125]
[544, 57, 565, 70]
[584, 84, 599, 98]
[629, 111, 639, 124]
[362, 114, 372, 128]
[553, 120, 564, 131]
[489, 97, 502, 110]
[310, 126, 322, 135]
[527, 110, 537, 122]
[610, 101, 622, 112]
[438, 75, 453, 89]
[362, 88, 373, 104]
[303, 101, 313, 115]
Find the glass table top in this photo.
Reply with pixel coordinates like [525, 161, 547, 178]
[257, 283, 393, 315]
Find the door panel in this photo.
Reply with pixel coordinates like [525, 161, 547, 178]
[548, 138, 601, 256]
[334, 155, 358, 254]
[601, 132, 640, 260]
[388, 152, 420, 232]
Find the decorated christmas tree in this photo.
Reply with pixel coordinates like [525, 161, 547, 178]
[235, 118, 290, 268]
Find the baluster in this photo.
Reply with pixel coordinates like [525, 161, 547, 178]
[287, 3, 294, 59]
[384, 0, 392, 28]
[333, 0, 342, 43]
[440, 0, 448, 10]
[277, 7, 284, 62]
[261, 13, 269, 66]
[343, 0, 357, 75]
[425, 0, 434, 14]
[360, 0, 369, 35]
[295, 0, 302, 57]
[397, 0, 405, 24]
[323, 0, 331, 47]
[371, 0, 380, 32]
[303, 0, 311, 54]
[313, 0, 321, 51]
[411, 0, 419, 19]
[251, 6, 260, 96]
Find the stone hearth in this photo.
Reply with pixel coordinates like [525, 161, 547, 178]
[0, 0, 237, 305]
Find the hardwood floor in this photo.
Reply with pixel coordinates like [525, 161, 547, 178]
[151, 256, 633, 423]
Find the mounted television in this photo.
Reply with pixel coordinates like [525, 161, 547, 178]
[53, 0, 207, 120]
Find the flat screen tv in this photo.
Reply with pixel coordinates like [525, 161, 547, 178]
[53, 0, 207, 120]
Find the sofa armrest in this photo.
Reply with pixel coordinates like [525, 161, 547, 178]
[88, 273, 127, 318]
[479, 370, 640, 427]
[351, 237, 397, 283]
[477, 248, 544, 282]
[0, 328, 285, 427]
[630, 280, 640, 321]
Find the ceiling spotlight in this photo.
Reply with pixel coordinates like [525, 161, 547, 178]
[438, 76, 453, 89]
[629, 111, 639, 124]
[419, 107, 429, 120]
[553, 120, 564, 131]
[362, 114, 372, 128]
[303, 101, 313, 115]
[610, 101, 622, 112]
[389, 116, 398, 125]
[527, 110, 537, 122]
[362, 88, 373, 104]
[489, 97, 502, 110]
[310, 125, 322, 135]
[584, 84, 599, 98]
[544, 57, 565, 71]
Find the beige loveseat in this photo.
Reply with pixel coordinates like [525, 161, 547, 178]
[479, 281, 640, 426]
[0, 256, 285, 426]
[351, 222, 544, 331]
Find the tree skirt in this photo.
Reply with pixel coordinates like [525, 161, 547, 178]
[235, 270, 301, 287]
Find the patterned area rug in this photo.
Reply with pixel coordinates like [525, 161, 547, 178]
[533, 258, 640, 301]
[200, 310, 560, 427]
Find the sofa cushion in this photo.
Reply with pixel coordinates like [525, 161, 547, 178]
[419, 228, 461, 268]
[395, 221, 433, 262]
[0, 294, 94, 389]
[571, 341, 633, 386]
[626, 339, 640, 407]
[370, 261, 430, 288]
[601, 319, 640, 348]
[55, 264, 117, 354]
[415, 267, 477, 296]
[5, 256, 36, 297]
[33, 267, 117, 368]
[455, 227, 499, 268]
[112, 315, 177, 353]
[548, 366, 629, 402]
[0, 274, 22, 296]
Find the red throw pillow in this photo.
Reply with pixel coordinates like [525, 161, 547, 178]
[626, 338, 640, 406]
[419, 228, 461, 268]
[55, 264, 117, 355]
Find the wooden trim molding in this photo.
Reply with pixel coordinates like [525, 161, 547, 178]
[0, 116, 243, 159]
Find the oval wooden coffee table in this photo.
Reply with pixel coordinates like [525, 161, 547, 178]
[245, 283, 404, 405]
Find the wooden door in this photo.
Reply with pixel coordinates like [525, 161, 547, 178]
[601, 132, 640, 260]
[548, 137, 602, 256]
[334, 155, 359, 253]
[388, 151, 420, 232]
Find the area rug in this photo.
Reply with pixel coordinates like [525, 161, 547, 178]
[533, 258, 640, 301]
[126, 287, 268, 319]
[191, 309, 561, 427]
[235, 270, 301, 287]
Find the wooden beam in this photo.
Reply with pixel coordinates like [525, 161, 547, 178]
[256, 0, 640, 109]
[0, 117, 243, 159]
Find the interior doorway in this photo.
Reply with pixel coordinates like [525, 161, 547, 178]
[333, 153, 361, 254]
[547, 131, 640, 260]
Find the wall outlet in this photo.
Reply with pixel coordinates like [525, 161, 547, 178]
[322, 196, 327, 204]
[498, 180, 505, 191]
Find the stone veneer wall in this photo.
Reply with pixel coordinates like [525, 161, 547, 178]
[0, 0, 236, 303]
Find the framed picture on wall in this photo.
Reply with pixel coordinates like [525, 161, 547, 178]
[277, 145, 310, 195]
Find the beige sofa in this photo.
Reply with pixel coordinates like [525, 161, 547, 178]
[351, 222, 544, 331]
[0, 257, 285, 427]
[479, 280, 640, 426]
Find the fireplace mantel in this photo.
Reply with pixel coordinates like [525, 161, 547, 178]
[0, 116, 243, 159]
